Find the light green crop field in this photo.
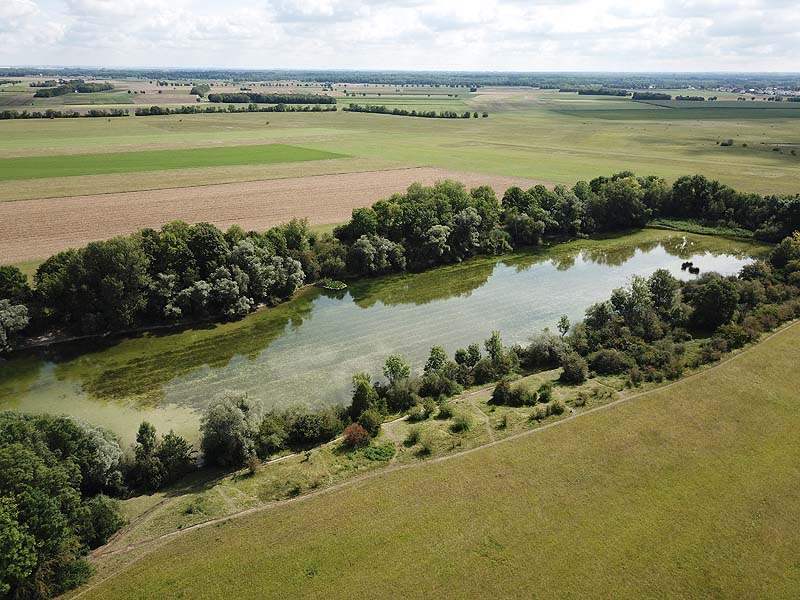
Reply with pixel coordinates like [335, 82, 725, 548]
[0, 88, 799, 200]
[76, 322, 800, 599]
[0, 144, 347, 181]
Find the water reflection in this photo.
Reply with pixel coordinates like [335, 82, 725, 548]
[0, 230, 766, 441]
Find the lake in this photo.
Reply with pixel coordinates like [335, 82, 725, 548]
[0, 230, 765, 444]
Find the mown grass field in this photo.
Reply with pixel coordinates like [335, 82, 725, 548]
[1, 89, 798, 199]
[75, 322, 800, 599]
[0, 144, 347, 181]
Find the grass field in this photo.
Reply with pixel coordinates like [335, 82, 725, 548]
[1, 88, 798, 201]
[74, 322, 800, 599]
[0, 144, 347, 181]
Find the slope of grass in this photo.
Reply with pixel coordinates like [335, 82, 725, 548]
[77, 322, 800, 599]
[0, 144, 347, 181]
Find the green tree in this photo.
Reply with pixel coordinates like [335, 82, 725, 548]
[0, 300, 29, 353]
[0, 497, 37, 597]
[0, 265, 31, 303]
[350, 373, 379, 420]
[200, 393, 261, 468]
[557, 315, 570, 338]
[424, 345, 448, 374]
[383, 354, 411, 386]
[689, 277, 740, 330]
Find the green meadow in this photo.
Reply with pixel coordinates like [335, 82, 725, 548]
[0, 144, 347, 181]
[1, 89, 798, 196]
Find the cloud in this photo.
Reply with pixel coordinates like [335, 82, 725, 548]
[0, 0, 797, 70]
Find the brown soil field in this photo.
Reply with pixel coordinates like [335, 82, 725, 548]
[0, 167, 552, 264]
[0, 157, 398, 201]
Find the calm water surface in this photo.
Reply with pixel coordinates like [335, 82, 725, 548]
[0, 231, 764, 443]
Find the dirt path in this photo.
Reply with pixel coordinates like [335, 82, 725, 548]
[0, 167, 553, 264]
[78, 320, 798, 590]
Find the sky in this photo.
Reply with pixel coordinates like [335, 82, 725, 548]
[1, 0, 798, 72]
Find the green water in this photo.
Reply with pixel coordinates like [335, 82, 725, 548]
[0, 230, 764, 444]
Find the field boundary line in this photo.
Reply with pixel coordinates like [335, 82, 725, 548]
[73, 319, 798, 597]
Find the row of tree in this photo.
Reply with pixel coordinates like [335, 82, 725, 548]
[33, 82, 114, 97]
[134, 104, 337, 116]
[343, 104, 488, 119]
[0, 109, 128, 120]
[206, 92, 335, 104]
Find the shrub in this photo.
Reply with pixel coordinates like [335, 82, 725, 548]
[358, 409, 383, 437]
[405, 427, 421, 446]
[560, 352, 588, 384]
[715, 323, 753, 349]
[407, 404, 428, 422]
[531, 404, 549, 421]
[437, 401, 455, 419]
[549, 399, 567, 416]
[588, 348, 634, 375]
[342, 423, 370, 448]
[538, 381, 554, 403]
[362, 443, 395, 461]
[450, 411, 475, 433]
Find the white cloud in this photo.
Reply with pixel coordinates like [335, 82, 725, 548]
[0, 0, 797, 70]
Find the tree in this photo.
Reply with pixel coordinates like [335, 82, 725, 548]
[0, 497, 36, 597]
[688, 277, 740, 330]
[342, 423, 370, 448]
[350, 373, 379, 419]
[0, 265, 31, 303]
[157, 431, 194, 484]
[560, 351, 588, 384]
[358, 408, 383, 436]
[131, 422, 163, 490]
[424, 345, 448, 374]
[383, 354, 411, 386]
[557, 315, 570, 338]
[0, 300, 29, 353]
[200, 393, 261, 468]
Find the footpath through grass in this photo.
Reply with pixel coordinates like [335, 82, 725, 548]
[77, 322, 800, 599]
[0, 144, 347, 181]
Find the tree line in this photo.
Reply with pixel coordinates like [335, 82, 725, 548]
[134, 104, 337, 116]
[33, 82, 114, 97]
[207, 92, 336, 104]
[2, 173, 799, 353]
[190, 84, 211, 97]
[0, 109, 129, 120]
[343, 104, 487, 119]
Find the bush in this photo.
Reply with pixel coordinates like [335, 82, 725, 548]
[405, 427, 421, 446]
[549, 399, 567, 416]
[342, 423, 370, 448]
[407, 404, 428, 422]
[437, 401, 455, 419]
[358, 409, 383, 437]
[560, 352, 588, 384]
[538, 381, 554, 403]
[450, 411, 475, 433]
[362, 443, 395, 461]
[588, 348, 634, 375]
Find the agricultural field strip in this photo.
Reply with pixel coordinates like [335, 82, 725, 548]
[76, 319, 799, 590]
[0, 168, 553, 263]
[0, 143, 347, 181]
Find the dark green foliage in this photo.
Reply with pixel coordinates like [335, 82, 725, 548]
[559, 351, 589, 384]
[489, 378, 538, 407]
[358, 409, 383, 437]
[588, 348, 634, 374]
[0, 413, 125, 598]
[200, 393, 261, 468]
[0, 266, 31, 303]
[362, 443, 395, 461]
[686, 275, 740, 330]
[128, 422, 194, 491]
[0, 299, 29, 353]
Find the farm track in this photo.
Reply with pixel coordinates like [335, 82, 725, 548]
[75, 319, 799, 598]
[0, 167, 553, 263]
